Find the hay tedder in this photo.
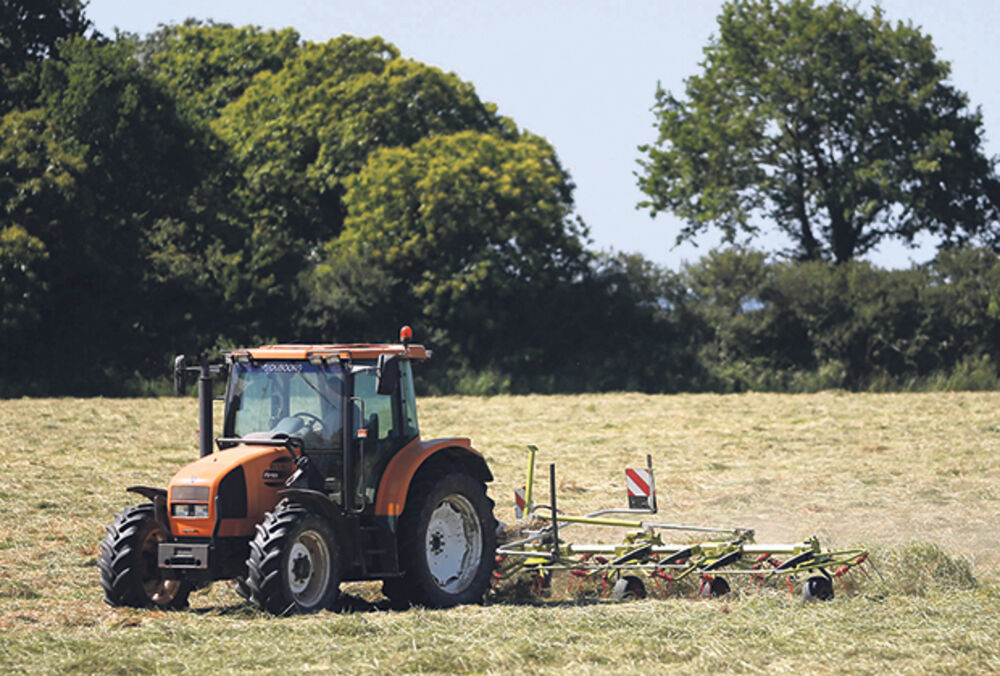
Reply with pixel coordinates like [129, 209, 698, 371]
[494, 446, 874, 602]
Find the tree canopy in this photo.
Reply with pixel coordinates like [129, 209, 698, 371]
[205, 32, 521, 337]
[0, 18, 600, 392]
[0, 35, 221, 391]
[638, 0, 1000, 263]
[135, 20, 301, 118]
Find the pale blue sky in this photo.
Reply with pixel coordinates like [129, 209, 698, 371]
[86, 0, 1000, 270]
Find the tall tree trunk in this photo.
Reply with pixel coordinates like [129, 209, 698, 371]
[828, 201, 856, 264]
[793, 164, 821, 260]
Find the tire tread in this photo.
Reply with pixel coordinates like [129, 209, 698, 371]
[98, 503, 190, 609]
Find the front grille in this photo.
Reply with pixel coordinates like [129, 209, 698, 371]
[172, 485, 210, 501]
[218, 467, 247, 518]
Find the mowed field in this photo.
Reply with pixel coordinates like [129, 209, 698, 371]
[1, 392, 999, 673]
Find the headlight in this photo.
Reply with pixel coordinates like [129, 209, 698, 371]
[172, 503, 210, 518]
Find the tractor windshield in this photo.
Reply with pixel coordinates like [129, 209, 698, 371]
[228, 361, 345, 450]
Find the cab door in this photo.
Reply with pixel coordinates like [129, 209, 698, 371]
[348, 365, 406, 510]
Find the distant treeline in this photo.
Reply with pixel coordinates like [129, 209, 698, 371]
[655, 247, 1000, 394]
[2, 11, 998, 396]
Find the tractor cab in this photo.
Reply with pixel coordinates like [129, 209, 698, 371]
[220, 344, 423, 510]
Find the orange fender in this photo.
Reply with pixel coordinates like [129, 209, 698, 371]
[375, 437, 492, 517]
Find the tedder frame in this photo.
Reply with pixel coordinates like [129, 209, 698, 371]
[494, 446, 875, 602]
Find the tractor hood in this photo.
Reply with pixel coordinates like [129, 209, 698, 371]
[167, 444, 294, 538]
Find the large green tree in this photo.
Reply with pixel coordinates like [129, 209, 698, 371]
[214, 35, 511, 241]
[638, 0, 1000, 263]
[307, 130, 589, 375]
[207, 35, 515, 335]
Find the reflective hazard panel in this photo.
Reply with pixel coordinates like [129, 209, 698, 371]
[626, 467, 655, 510]
[514, 487, 527, 520]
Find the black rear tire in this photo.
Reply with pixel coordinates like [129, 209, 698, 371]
[245, 502, 341, 614]
[99, 503, 191, 609]
[379, 576, 414, 607]
[395, 470, 497, 608]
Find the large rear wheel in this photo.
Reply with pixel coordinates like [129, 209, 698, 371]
[394, 470, 497, 608]
[99, 503, 191, 609]
[245, 503, 341, 614]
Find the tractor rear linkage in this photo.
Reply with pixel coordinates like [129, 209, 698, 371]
[494, 446, 874, 602]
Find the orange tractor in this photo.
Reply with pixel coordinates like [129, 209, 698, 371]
[99, 328, 497, 613]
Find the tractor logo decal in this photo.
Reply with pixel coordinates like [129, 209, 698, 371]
[263, 457, 294, 487]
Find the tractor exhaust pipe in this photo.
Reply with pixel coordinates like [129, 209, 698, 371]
[175, 354, 215, 457]
[197, 355, 213, 457]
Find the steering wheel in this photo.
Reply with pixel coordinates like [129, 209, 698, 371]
[291, 411, 323, 430]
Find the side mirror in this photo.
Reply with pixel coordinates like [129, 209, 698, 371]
[376, 353, 400, 395]
[174, 355, 187, 396]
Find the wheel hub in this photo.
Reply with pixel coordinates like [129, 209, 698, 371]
[291, 549, 312, 585]
[286, 530, 331, 606]
[139, 522, 181, 606]
[424, 494, 483, 593]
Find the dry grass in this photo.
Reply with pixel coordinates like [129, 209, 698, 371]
[1, 392, 999, 673]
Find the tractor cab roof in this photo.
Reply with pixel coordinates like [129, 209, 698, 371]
[227, 343, 429, 362]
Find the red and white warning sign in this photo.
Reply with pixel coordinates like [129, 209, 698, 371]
[514, 486, 527, 520]
[625, 467, 655, 510]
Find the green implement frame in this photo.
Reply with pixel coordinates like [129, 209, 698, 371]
[495, 448, 873, 601]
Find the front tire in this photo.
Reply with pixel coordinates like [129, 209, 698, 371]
[396, 470, 497, 608]
[99, 503, 191, 609]
[245, 503, 341, 614]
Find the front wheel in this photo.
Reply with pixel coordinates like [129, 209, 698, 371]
[99, 503, 191, 609]
[245, 503, 341, 614]
[396, 471, 497, 608]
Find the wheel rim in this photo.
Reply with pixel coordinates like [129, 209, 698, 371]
[138, 523, 181, 606]
[424, 494, 483, 594]
[286, 529, 331, 607]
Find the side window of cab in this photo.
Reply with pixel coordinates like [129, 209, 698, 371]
[353, 360, 420, 503]
[353, 369, 397, 441]
[352, 359, 419, 442]
[398, 360, 419, 439]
